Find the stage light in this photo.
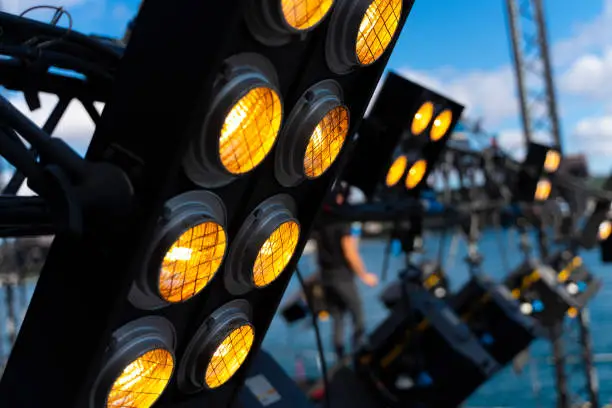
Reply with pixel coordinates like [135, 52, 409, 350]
[91, 317, 175, 408]
[548, 252, 602, 312]
[107, 349, 173, 408]
[504, 261, 593, 327]
[451, 276, 543, 367]
[282, 0, 334, 30]
[430, 109, 453, 142]
[220, 88, 281, 174]
[599, 221, 611, 241]
[566, 282, 579, 296]
[247, 0, 334, 45]
[326, 0, 403, 74]
[304, 106, 348, 178]
[380, 261, 449, 310]
[520, 302, 533, 315]
[358, 281, 499, 408]
[0, 0, 416, 405]
[253, 220, 300, 287]
[129, 191, 227, 310]
[544, 149, 561, 173]
[357, 0, 403, 65]
[225, 195, 300, 294]
[534, 178, 551, 201]
[205, 324, 255, 388]
[184, 54, 283, 188]
[385, 155, 407, 187]
[411, 102, 434, 136]
[514, 142, 561, 202]
[405, 159, 427, 190]
[178, 301, 254, 392]
[433, 287, 446, 298]
[275, 80, 349, 186]
[343, 72, 465, 200]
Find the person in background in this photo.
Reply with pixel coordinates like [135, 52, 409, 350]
[315, 181, 378, 360]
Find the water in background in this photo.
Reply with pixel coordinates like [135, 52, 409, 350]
[264, 229, 612, 407]
[1, 229, 611, 407]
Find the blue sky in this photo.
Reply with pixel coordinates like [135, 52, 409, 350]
[4, 0, 612, 178]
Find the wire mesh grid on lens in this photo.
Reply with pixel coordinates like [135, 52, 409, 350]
[356, 0, 402, 66]
[252, 220, 300, 287]
[159, 222, 226, 303]
[205, 325, 255, 389]
[281, 0, 334, 30]
[106, 348, 174, 408]
[304, 106, 349, 179]
[219, 87, 282, 175]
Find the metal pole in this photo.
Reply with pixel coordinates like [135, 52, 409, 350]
[531, 0, 563, 152]
[4, 278, 16, 347]
[551, 323, 570, 408]
[578, 308, 599, 408]
[504, 0, 533, 146]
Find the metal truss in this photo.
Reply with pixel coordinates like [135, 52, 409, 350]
[505, 0, 563, 151]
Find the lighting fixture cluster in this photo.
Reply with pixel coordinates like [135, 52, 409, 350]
[342, 73, 464, 200]
[505, 262, 583, 327]
[549, 253, 602, 315]
[516, 142, 561, 202]
[87, 1, 407, 407]
[451, 275, 543, 367]
[358, 280, 500, 407]
[385, 100, 454, 191]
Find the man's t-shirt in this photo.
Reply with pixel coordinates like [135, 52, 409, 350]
[315, 223, 353, 282]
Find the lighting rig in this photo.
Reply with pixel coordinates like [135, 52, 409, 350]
[487, 142, 606, 408]
[583, 174, 612, 263]
[425, 144, 547, 374]
[325, 75, 511, 408]
[0, 2, 415, 407]
[498, 141, 602, 329]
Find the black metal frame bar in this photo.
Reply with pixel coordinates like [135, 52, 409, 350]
[0, 2, 415, 408]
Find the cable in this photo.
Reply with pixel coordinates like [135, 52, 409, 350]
[381, 231, 393, 282]
[19, 5, 73, 34]
[295, 265, 331, 408]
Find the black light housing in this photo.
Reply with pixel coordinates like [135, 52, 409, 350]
[356, 281, 499, 408]
[380, 260, 449, 309]
[0, 1, 417, 406]
[344, 72, 464, 200]
[548, 252, 602, 312]
[504, 261, 579, 328]
[451, 275, 544, 366]
[514, 142, 561, 202]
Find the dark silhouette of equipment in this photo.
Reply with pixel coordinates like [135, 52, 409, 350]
[355, 269, 499, 408]
[450, 274, 544, 366]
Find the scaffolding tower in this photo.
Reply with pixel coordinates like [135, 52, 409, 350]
[505, 2, 597, 406]
[505, 0, 563, 151]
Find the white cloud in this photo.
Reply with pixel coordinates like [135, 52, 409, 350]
[396, 66, 517, 127]
[572, 115, 612, 156]
[560, 47, 612, 100]
[553, 0, 612, 66]
[497, 129, 524, 152]
[492, 127, 563, 161]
